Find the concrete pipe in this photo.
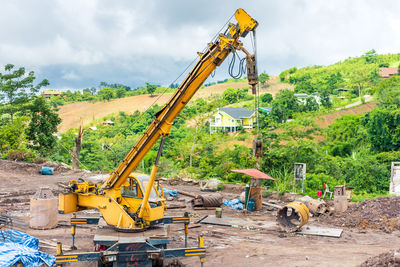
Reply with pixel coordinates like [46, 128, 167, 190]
[277, 201, 310, 232]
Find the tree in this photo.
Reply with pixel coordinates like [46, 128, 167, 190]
[26, 97, 61, 155]
[270, 89, 299, 123]
[260, 93, 273, 104]
[375, 75, 400, 108]
[363, 108, 400, 152]
[303, 97, 319, 111]
[222, 88, 238, 104]
[0, 116, 28, 153]
[116, 87, 126, 98]
[348, 65, 378, 98]
[320, 89, 332, 108]
[0, 64, 49, 122]
[98, 87, 115, 101]
[258, 72, 270, 86]
[363, 49, 377, 64]
[146, 82, 157, 96]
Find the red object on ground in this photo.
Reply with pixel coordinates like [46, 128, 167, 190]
[317, 190, 322, 197]
[231, 168, 276, 181]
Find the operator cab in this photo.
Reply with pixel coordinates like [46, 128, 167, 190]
[121, 174, 165, 207]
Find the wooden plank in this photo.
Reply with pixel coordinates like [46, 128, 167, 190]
[262, 201, 282, 209]
[297, 225, 343, 238]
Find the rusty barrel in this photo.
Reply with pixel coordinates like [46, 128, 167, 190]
[277, 201, 310, 232]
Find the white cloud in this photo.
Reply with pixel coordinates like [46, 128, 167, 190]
[0, 0, 400, 89]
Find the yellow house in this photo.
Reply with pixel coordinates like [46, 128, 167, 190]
[210, 107, 257, 134]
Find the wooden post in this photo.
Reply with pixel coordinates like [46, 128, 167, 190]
[71, 125, 83, 170]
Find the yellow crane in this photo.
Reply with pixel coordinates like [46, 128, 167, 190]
[59, 8, 258, 231]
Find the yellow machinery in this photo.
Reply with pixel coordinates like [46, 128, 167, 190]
[59, 8, 259, 231]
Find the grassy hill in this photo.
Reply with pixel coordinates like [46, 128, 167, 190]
[57, 76, 293, 132]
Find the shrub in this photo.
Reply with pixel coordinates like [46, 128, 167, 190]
[6, 150, 34, 162]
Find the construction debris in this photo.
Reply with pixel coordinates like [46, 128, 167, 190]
[262, 201, 283, 210]
[176, 189, 222, 208]
[0, 212, 27, 231]
[320, 196, 400, 232]
[277, 201, 310, 232]
[192, 194, 223, 208]
[200, 178, 221, 192]
[297, 225, 343, 238]
[29, 187, 58, 229]
[306, 199, 330, 216]
[359, 249, 400, 267]
[200, 215, 248, 228]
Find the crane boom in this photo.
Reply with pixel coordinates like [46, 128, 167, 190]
[102, 8, 258, 190]
[59, 8, 258, 231]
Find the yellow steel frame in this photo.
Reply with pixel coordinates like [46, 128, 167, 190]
[59, 8, 258, 230]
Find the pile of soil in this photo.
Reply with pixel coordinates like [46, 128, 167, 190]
[359, 249, 400, 267]
[323, 197, 400, 232]
[0, 159, 72, 176]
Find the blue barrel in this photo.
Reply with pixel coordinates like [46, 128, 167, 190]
[41, 166, 54, 175]
[247, 198, 255, 211]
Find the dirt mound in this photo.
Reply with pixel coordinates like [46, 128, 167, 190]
[323, 197, 400, 232]
[359, 249, 400, 267]
[0, 159, 72, 176]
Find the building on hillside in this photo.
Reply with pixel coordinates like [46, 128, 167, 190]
[258, 107, 272, 114]
[42, 90, 62, 98]
[210, 107, 256, 134]
[102, 120, 114, 126]
[378, 67, 398, 78]
[335, 88, 350, 99]
[294, 93, 321, 105]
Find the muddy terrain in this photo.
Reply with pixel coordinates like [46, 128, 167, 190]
[0, 159, 399, 267]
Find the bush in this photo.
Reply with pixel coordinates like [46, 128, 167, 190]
[6, 150, 35, 162]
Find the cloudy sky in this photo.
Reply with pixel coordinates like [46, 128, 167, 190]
[1, 0, 400, 90]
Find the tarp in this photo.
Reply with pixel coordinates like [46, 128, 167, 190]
[231, 168, 276, 180]
[0, 230, 55, 267]
[223, 198, 244, 210]
[163, 188, 178, 197]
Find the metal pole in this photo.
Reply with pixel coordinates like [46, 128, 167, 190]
[71, 213, 77, 250]
[138, 137, 166, 219]
[199, 234, 205, 267]
[184, 223, 189, 248]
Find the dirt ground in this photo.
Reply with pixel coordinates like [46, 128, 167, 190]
[1, 159, 400, 267]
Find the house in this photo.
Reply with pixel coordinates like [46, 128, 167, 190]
[335, 88, 350, 99]
[210, 107, 256, 134]
[258, 107, 272, 114]
[102, 120, 114, 126]
[294, 93, 321, 105]
[378, 67, 398, 78]
[42, 90, 62, 98]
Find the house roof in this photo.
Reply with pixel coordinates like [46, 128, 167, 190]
[378, 67, 398, 78]
[231, 168, 276, 180]
[219, 107, 255, 120]
[294, 93, 309, 98]
[43, 90, 62, 95]
[258, 107, 272, 113]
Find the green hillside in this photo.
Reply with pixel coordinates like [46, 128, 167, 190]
[2, 51, 400, 200]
